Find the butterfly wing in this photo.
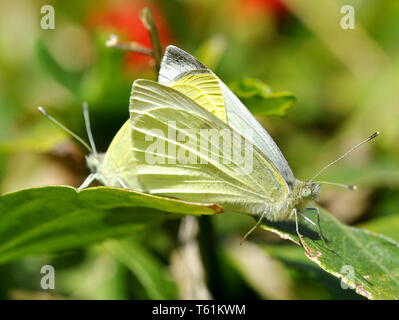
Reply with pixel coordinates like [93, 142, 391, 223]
[158, 45, 295, 184]
[96, 120, 142, 189]
[129, 79, 289, 215]
[169, 69, 227, 122]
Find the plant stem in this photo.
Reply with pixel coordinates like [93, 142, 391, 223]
[106, 34, 152, 55]
[140, 7, 163, 74]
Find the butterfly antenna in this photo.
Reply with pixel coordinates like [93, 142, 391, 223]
[38, 106, 93, 153]
[82, 102, 98, 156]
[313, 181, 357, 191]
[309, 131, 380, 182]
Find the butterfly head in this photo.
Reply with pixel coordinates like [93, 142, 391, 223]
[86, 153, 105, 174]
[291, 181, 321, 213]
[301, 182, 321, 201]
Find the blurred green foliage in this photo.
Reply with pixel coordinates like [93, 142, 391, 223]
[0, 0, 398, 300]
[229, 77, 296, 116]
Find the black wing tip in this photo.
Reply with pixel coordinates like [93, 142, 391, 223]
[165, 44, 181, 54]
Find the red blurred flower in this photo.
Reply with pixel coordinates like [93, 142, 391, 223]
[241, 0, 288, 17]
[87, 0, 172, 70]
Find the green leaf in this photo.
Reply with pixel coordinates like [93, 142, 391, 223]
[262, 244, 365, 299]
[0, 186, 222, 264]
[36, 39, 83, 97]
[105, 240, 177, 299]
[260, 208, 399, 300]
[229, 77, 296, 117]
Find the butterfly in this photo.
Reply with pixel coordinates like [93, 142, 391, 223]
[40, 45, 378, 249]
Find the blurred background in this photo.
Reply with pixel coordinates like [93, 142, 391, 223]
[0, 0, 398, 299]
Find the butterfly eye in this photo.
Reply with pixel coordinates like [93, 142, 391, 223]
[302, 187, 311, 198]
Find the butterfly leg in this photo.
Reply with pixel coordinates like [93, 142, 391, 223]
[117, 178, 128, 189]
[305, 207, 327, 244]
[293, 209, 313, 256]
[78, 173, 97, 190]
[240, 210, 267, 245]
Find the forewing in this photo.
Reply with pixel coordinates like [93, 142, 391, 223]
[129, 79, 289, 215]
[158, 45, 295, 184]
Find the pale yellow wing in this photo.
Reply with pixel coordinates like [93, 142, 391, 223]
[159, 45, 295, 183]
[128, 79, 289, 215]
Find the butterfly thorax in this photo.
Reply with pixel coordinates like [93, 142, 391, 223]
[267, 180, 320, 221]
